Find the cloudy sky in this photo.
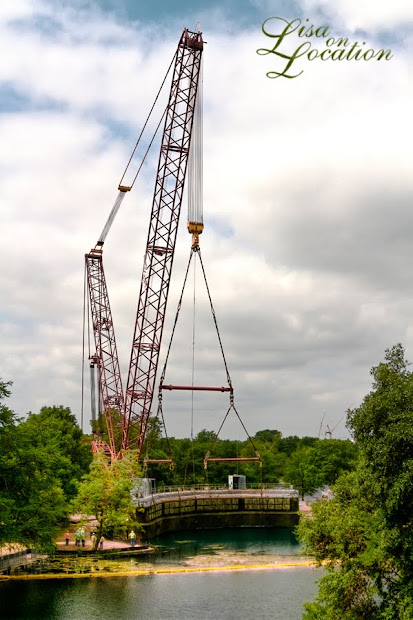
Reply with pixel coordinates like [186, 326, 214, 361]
[1, 0, 412, 442]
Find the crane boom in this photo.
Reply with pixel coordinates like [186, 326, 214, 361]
[122, 29, 203, 456]
[85, 249, 124, 458]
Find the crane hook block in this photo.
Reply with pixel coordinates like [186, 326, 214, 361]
[118, 185, 131, 193]
[187, 221, 204, 235]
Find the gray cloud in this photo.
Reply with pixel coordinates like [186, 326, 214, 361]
[1, 1, 412, 444]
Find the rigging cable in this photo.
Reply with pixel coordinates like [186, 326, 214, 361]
[87, 278, 97, 429]
[158, 249, 195, 385]
[97, 105, 168, 246]
[188, 57, 203, 227]
[118, 50, 177, 189]
[156, 249, 195, 482]
[81, 261, 87, 432]
[96, 51, 176, 248]
[191, 252, 197, 484]
[195, 248, 261, 466]
[87, 276, 91, 361]
[197, 248, 232, 389]
[130, 105, 167, 189]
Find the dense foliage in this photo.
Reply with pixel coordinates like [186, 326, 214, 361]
[0, 382, 91, 549]
[137, 417, 357, 491]
[0, 376, 359, 552]
[72, 450, 143, 548]
[284, 439, 357, 499]
[298, 344, 413, 619]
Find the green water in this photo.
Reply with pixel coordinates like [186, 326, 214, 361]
[0, 529, 321, 620]
[150, 526, 304, 566]
[153, 525, 301, 554]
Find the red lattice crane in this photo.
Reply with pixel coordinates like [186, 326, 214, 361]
[85, 28, 203, 460]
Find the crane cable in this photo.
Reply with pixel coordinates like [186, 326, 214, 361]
[190, 254, 197, 484]
[153, 247, 196, 473]
[158, 248, 196, 387]
[195, 250, 261, 469]
[95, 50, 176, 248]
[81, 264, 93, 433]
[96, 103, 168, 248]
[81, 262, 87, 432]
[129, 104, 168, 190]
[197, 248, 232, 389]
[158, 245, 260, 476]
[118, 50, 177, 190]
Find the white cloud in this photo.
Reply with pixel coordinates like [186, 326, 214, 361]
[1, 0, 412, 445]
[302, 0, 413, 32]
[254, 0, 413, 33]
[0, 0, 36, 20]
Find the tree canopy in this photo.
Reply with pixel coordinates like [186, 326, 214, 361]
[0, 382, 91, 550]
[298, 344, 413, 619]
[21, 405, 92, 501]
[72, 450, 143, 548]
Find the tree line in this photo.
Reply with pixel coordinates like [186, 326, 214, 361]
[137, 422, 358, 499]
[1, 377, 357, 549]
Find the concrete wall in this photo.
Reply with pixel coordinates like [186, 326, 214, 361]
[140, 496, 299, 539]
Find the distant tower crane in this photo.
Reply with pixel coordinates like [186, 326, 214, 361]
[85, 28, 203, 460]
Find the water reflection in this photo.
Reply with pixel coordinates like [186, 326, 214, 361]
[152, 526, 301, 556]
[150, 527, 303, 567]
[0, 529, 319, 620]
[0, 568, 320, 620]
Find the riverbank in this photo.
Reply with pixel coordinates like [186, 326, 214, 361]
[54, 516, 138, 552]
[0, 557, 315, 581]
[2, 520, 314, 581]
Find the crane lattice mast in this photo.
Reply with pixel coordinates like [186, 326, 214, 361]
[85, 218, 127, 459]
[122, 29, 203, 455]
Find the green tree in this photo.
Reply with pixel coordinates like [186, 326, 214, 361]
[20, 405, 92, 501]
[284, 447, 319, 499]
[284, 439, 357, 499]
[298, 345, 413, 619]
[0, 383, 68, 549]
[254, 429, 281, 445]
[309, 439, 357, 486]
[279, 435, 301, 457]
[72, 450, 143, 548]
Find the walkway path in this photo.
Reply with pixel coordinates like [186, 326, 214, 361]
[55, 519, 139, 552]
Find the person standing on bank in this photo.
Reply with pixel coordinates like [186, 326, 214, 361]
[99, 535, 105, 550]
[64, 532, 70, 546]
[129, 530, 136, 547]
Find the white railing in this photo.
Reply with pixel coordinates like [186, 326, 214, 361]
[134, 482, 299, 508]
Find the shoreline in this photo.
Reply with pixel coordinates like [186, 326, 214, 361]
[0, 559, 316, 581]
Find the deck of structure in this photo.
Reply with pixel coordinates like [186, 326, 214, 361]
[136, 484, 300, 538]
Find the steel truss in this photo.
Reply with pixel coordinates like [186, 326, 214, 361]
[84, 30, 203, 459]
[122, 30, 203, 455]
[85, 251, 124, 458]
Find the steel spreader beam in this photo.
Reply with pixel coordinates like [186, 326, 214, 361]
[161, 385, 233, 392]
[122, 29, 203, 456]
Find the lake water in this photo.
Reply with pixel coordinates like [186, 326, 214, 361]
[0, 529, 321, 620]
